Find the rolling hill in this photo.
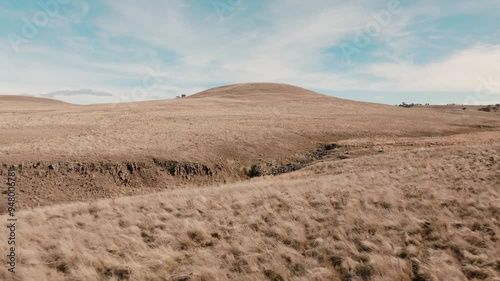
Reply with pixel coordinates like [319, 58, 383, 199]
[1, 83, 500, 280]
[1, 83, 500, 210]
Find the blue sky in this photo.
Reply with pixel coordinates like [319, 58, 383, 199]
[1, 0, 499, 104]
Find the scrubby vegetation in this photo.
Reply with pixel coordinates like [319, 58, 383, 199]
[479, 105, 500, 112]
[398, 102, 429, 108]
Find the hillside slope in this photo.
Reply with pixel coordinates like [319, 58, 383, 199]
[189, 83, 327, 101]
[0, 95, 71, 111]
[1, 83, 500, 210]
[2, 83, 498, 163]
[1, 134, 499, 281]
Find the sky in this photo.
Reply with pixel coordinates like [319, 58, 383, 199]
[1, 0, 499, 105]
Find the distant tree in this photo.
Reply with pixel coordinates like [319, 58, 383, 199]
[399, 102, 417, 108]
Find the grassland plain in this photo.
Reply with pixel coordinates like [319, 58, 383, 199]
[0, 83, 499, 280]
[0, 83, 499, 210]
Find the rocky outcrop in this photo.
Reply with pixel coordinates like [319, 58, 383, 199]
[0, 159, 222, 211]
[0, 143, 339, 212]
[247, 144, 338, 177]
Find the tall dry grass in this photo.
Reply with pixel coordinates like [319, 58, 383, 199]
[1, 141, 499, 280]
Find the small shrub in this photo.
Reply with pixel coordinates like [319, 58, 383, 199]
[248, 165, 262, 177]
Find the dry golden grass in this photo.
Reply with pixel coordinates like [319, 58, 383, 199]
[1, 83, 499, 164]
[1, 83, 500, 211]
[1, 84, 500, 280]
[1, 139, 499, 281]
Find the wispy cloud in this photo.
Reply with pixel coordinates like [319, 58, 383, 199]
[42, 89, 113, 98]
[0, 0, 499, 104]
[361, 45, 500, 93]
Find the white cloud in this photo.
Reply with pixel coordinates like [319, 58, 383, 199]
[2, 0, 500, 104]
[361, 45, 500, 94]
